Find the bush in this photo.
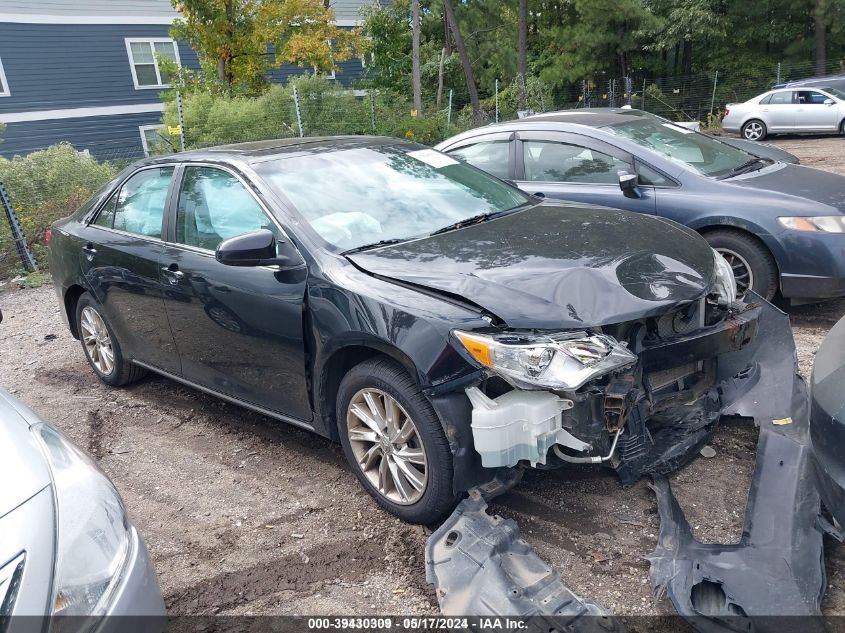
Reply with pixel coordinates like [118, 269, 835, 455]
[0, 144, 117, 276]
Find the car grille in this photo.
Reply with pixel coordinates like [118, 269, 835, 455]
[0, 553, 26, 628]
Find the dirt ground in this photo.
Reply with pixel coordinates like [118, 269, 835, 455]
[1, 135, 844, 623]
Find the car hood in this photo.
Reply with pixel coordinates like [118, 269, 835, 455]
[0, 390, 52, 518]
[730, 164, 845, 212]
[347, 203, 715, 329]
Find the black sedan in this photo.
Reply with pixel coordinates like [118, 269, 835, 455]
[50, 137, 781, 524]
[435, 112, 845, 302]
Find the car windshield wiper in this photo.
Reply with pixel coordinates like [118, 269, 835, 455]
[718, 157, 771, 179]
[429, 207, 524, 236]
[342, 238, 406, 255]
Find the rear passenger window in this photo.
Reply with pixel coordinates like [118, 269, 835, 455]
[111, 167, 174, 238]
[447, 140, 511, 180]
[769, 91, 792, 105]
[93, 194, 118, 228]
[759, 94, 772, 105]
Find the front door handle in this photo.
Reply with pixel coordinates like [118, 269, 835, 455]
[162, 264, 185, 285]
[533, 192, 546, 198]
[82, 243, 97, 261]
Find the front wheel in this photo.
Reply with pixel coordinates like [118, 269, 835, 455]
[704, 230, 778, 300]
[76, 292, 146, 386]
[742, 119, 767, 141]
[336, 357, 459, 524]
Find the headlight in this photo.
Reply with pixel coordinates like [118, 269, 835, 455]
[453, 330, 637, 390]
[32, 423, 130, 617]
[711, 249, 737, 305]
[778, 216, 845, 233]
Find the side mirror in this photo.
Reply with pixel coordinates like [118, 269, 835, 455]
[618, 172, 641, 199]
[824, 98, 835, 105]
[215, 229, 303, 268]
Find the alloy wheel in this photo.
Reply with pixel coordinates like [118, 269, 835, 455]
[743, 122, 763, 141]
[80, 306, 115, 375]
[346, 388, 428, 505]
[716, 247, 754, 299]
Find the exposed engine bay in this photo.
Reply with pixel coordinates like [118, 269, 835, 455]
[458, 296, 759, 486]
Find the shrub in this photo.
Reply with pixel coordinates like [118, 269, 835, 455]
[0, 144, 117, 276]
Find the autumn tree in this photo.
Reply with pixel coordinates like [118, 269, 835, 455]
[171, 0, 363, 95]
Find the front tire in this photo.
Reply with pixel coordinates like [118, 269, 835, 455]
[336, 357, 459, 524]
[742, 119, 767, 141]
[704, 230, 778, 300]
[76, 292, 146, 386]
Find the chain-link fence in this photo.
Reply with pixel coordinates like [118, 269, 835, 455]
[2, 57, 843, 279]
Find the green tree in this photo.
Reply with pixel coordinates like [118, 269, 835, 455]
[171, 0, 363, 95]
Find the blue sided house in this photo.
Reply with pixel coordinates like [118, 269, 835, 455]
[0, 0, 376, 159]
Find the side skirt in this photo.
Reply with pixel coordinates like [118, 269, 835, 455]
[131, 360, 318, 434]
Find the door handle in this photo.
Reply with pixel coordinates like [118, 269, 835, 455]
[533, 192, 546, 198]
[162, 265, 185, 285]
[82, 243, 97, 260]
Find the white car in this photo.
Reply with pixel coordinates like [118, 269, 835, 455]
[722, 86, 845, 140]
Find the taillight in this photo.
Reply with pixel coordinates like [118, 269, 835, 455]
[724, 109, 730, 118]
[45, 230, 52, 242]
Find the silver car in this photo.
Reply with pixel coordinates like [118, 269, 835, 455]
[722, 86, 845, 140]
[0, 387, 165, 626]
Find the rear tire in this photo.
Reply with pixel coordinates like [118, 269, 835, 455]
[76, 292, 146, 386]
[742, 119, 767, 141]
[703, 230, 778, 300]
[336, 357, 459, 524]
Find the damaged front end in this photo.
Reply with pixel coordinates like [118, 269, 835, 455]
[427, 294, 826, 628]
[449, 295, 761, 487]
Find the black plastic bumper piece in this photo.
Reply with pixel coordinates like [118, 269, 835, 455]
[647, 296, 826, 632]
[425, 491, 622, 633]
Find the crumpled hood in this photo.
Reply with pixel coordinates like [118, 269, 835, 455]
[347, 203, 715, 329]
[731, 163, 845, 213]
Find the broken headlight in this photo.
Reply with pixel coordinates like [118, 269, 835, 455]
[711, 249, 737, 305]
[453, 330, 637, 390]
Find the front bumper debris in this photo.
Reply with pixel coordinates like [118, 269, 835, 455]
[425, 489, 622, 633]
[427, 296, 830, 627]
[647, 296, 826, 631]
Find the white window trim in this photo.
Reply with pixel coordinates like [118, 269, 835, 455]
[0, 57, 10, 97]
[139, 124, 165, 156]
[125, 38, 181, 90]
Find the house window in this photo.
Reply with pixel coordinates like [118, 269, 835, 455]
[0, 57, 10, 97]
[139, 125, 166, 156]
[125, 38, 180, 89]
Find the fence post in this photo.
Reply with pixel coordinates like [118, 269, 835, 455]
[370, 90, 376, 133]
[710, 70, 719, 115]
[292, 86, 304, 138]
[447, 89, 453, 129]
[776, 62, 781, 85]
[642, 78, 647, 110]
[625, 76, 633, 106]
[0, 178, 38, 273]
[495, 79, 499, 123]
[176, 91, 186, 152]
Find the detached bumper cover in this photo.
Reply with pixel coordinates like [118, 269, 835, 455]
[425, 490, 621, 633]
[647, 297, 826, 631]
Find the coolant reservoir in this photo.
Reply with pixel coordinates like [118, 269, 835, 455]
[465, 387, 587, 468]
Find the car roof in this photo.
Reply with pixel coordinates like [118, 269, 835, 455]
[139, 135, 415, 166]
[520, 110, 647, 127]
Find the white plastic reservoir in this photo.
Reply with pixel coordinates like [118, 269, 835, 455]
[465, 386, 590, 468]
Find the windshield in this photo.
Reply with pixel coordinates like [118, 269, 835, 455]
[819, 87, 845, 100]
[256, 144, 529, 251]
[601, 119, 758, 178]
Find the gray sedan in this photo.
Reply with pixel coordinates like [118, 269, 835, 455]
[0, 383, 164, 623]
[722, 86, 845, 140]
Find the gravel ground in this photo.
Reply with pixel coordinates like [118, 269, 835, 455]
[1, 135, 844, 622]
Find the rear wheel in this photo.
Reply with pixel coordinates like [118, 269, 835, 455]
[703, 230, 778, 300]
[76, 293, 146, 386]
[336, 357, 459, 524]
[742, 119, 767, 141]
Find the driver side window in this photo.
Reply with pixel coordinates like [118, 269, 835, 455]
[523, 141, 631, 184]
[175, 166, 278, 251]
